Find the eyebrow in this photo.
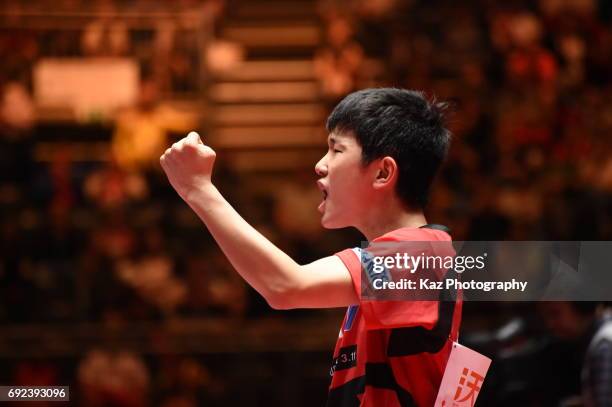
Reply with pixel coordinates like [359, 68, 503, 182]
[328, 135, 344, 146]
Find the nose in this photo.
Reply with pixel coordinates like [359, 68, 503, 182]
[315, 153, 328, 177]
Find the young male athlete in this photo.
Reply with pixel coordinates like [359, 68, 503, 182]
[160, 88, 462, 406]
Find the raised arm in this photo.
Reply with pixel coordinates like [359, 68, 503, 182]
[160, 132, 358, 309]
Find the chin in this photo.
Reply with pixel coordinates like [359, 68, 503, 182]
[320, 212, 350, 229]
[320, 214, 335, 229]
[321, 220, 337, 229]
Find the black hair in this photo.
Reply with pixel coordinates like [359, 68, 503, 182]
[326, 88, 451, 208]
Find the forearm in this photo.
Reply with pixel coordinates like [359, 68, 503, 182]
[160, 132, 355, 309]
[185, 184, 302, 307]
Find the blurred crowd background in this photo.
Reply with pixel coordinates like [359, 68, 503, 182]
[0, 0, 610, 406]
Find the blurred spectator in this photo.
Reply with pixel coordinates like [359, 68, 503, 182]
[81, 19, 130, 57]
[184, 250, 247, 318]
[539, 302, 612, 407]
[583, 306, 612, 407]
[0, 81, 35, 188]
[205, 40, 244, 74]
[84, 161, 148, 210]
[115, 226, 186, 316]
[78, 349, 150, 407]
[315, 13, 364, 102]
[0, 81, 35, 132]
[111, 78, 197, 172]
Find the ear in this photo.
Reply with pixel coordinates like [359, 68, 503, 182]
[373, 156, 398, 190]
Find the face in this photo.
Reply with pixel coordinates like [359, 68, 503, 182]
[314, 131, 374, 229]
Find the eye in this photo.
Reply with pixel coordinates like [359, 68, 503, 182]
[333, 149, 342, 153]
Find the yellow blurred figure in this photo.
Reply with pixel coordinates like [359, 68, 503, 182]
[112, 79, 198, 171]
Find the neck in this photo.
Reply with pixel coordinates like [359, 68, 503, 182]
[357, 201, 427, 241]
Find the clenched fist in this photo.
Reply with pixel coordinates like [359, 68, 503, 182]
[160, 131, 216, 201]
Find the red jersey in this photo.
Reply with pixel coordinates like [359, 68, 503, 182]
[327, 226, 462, 407]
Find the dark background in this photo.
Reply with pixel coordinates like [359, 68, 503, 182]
[0, 0, 610, 405]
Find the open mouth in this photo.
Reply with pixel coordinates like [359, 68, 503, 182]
[317, 180, 328, 213]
